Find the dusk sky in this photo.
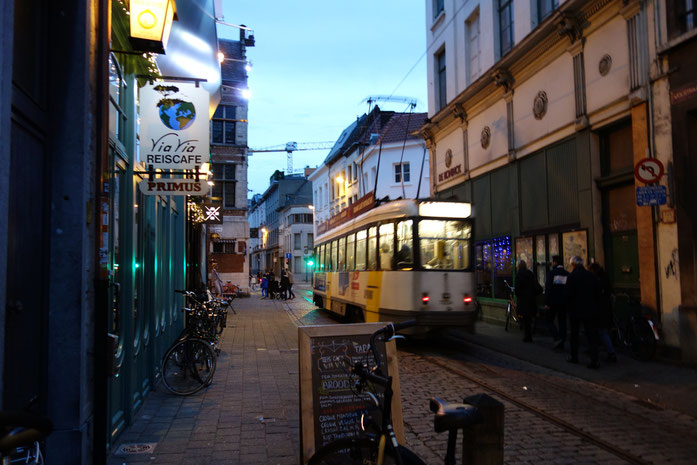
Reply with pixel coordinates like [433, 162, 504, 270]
[218, 0, 428, 196]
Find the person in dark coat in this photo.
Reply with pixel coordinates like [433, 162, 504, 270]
[280, 269, 290, 300]
[515, 260, 538, 342]
[544, 255, 569, 352]
[589, 263, 617, 363]
[566, 256, 601, 368]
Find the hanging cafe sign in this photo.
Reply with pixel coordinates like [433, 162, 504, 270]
[139, 82, 210, 170]
[138, 179, 209, 196]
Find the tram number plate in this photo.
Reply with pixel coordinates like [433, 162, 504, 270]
[441, 292, 451, 304]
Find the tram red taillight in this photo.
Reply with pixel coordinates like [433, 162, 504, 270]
[421, 293, 430, 304]
[463, 294, 473, 304]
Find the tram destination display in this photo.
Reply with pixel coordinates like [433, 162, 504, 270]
[298, 323, 404, 464]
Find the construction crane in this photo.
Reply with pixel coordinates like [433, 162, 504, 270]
[248, 141, 335, 174]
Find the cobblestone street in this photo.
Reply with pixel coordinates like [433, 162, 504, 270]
[109, 284, 697, 464]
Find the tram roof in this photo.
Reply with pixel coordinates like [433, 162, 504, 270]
[315, 199, 472, 243]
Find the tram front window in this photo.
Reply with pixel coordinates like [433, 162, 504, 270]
[419, 220, 471, 270]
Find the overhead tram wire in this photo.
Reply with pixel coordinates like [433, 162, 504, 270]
[387, 0, 473, 100]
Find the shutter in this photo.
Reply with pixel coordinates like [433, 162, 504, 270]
[520, 151, 548, 231]
[473, 176, 491, 240]
[547, 139, 578, 226]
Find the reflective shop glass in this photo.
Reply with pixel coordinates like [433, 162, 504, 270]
[419, 220, 471, 270]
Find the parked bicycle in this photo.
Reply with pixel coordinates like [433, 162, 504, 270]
[308, 320, 482, 465]
[0, 411, 52, 465]
[610, 293, 659, 361]
[160, 290, 230, 395]
[503, 280, 521, 332]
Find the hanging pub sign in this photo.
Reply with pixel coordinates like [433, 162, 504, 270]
[138, 179, 210, 196]
[139, 82, 210, 170]
[202, 203, 223, 223]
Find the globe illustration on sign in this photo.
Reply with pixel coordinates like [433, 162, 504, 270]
[157, 98, 196, 130]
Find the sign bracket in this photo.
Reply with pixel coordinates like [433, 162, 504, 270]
[135, 74, 208, 87]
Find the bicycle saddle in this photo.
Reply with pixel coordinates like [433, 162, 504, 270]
[0, 411, 53, 453]
[429, 397, 482, 433]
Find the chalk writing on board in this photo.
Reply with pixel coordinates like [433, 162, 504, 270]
[310, 335, 387, 449]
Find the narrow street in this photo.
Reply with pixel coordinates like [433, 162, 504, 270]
[109, 284, 697, 464]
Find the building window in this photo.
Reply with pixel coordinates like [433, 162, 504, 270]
[674, 0, 697, 36]
[499, 0, 514, 56]
[307, 233, 314, 249]
[211, 105, 237, 145]
[108, 54, 127, 144]
[433, 0, 444, 19]
[435, 48, 447, 111]
[538, 0, 558, 22]
[213, 239, 237, 254]
[466, 10, 481, 84]
[394, 163, 410, 183]
[211, 163, 236, 209]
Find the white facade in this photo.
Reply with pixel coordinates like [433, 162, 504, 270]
[281, 205, 315, 281]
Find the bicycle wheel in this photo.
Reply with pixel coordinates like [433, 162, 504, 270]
[629, 319, 657, 361]
[161, 338, 216, 395]
[308, 437, 426, 465]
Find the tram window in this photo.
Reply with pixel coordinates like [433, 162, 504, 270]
[379, 223, 395, 270]
[330, 240, 337, 271]
[419, 220, 471, 270]
[321, 244, 327, 270]
[338, 237, 346, 270]
[368, 227, 377, 270]
[346, 234, 355, 270]
[395, 220, 413, 269]
[355, 230, 367, 270]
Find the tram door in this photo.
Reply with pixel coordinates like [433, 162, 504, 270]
[600, 123, 640, 299]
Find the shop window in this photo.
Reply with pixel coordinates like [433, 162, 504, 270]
[475, 236, 512, 299]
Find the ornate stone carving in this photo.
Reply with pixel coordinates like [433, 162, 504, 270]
[556, 11, 583, 43]
[444, 149, 453, 168]
[452, 103, 467, 123]
[599, 54, 612, 76]
[491, 68, 514, 92]
[533, 91, 548, 120]
[480, 126, 491, 149]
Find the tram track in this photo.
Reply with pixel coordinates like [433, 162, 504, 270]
[398, 335, 697, 465]
[414, 352, 651, 465]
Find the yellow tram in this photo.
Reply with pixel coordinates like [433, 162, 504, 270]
[312, 200, 477, 332]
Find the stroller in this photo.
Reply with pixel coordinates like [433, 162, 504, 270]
[268, 278, 282, 300]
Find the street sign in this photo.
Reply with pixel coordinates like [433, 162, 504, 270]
[636, 185, 667, 206]
[286, 253, 292, 259]
[634, 158, 665, 184]
[202, 203, 222, 223]
[138, 179, 209, 196]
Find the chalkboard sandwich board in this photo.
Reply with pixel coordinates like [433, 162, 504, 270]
[298, 323, 405, 464]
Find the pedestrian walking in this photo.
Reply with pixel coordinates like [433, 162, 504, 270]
[544, 255, 569, 352]
[286, 268, 296, 299]
[515, 260, 540, 343]
[261, 272, 269, 299]
[565, 256, 601, 369]
[589, 262, 617, 363]
[209, 260, 223, 297]
[280, 269, 290, 300]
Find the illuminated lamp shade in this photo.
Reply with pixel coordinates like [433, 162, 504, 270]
[129, 0, 177, 54]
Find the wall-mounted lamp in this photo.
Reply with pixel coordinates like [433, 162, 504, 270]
[129, 0, 177, 54]
[221, 84, 251, 100]
[336, 176, 344, 184]
[210, 232, 221, 243]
